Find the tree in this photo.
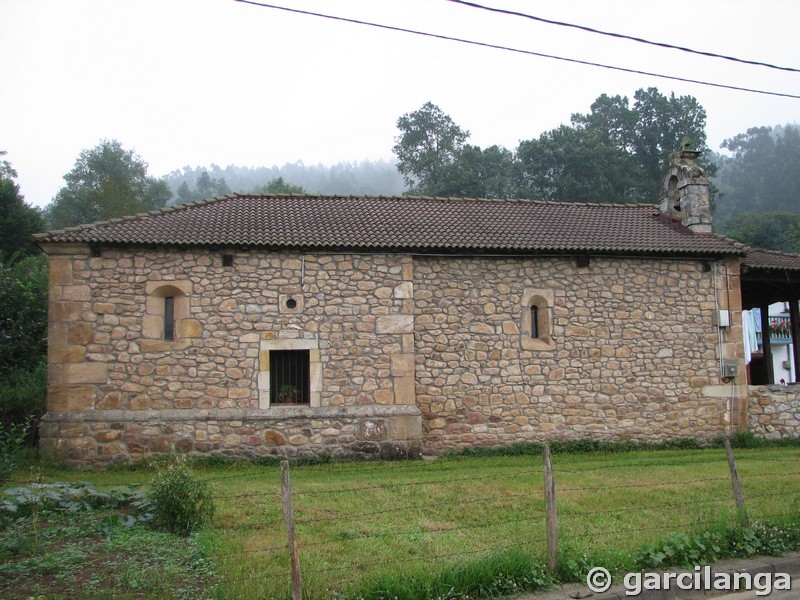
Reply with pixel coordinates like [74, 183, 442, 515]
[571, 87, 713, 200]
[393, 103, 517, 198]
[0, 151, 44, 257]
[515, 125, 640, 202]
[722, 212, 800, 253]
[0, 252, 48, 375]
[46, 140, 171, 228]
[392, 90, 711, 203]
[443, 145, 516, 199]
[411, 145, 515, 199]
[714, 125, 800, 228]
[393, 102, 470, 195]
[256, 177, 306, 195]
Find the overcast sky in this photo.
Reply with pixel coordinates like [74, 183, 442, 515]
[2, 0, 798, 208]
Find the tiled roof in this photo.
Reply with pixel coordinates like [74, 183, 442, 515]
[34, 194, 743, 257]
[742, 248, 800, 272]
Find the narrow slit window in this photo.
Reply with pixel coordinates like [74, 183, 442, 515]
[164, 296, 175, 341]
[530, 305, 539, 339]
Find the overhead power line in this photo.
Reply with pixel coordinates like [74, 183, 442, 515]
[447, 0, 800, 74]
[234, 0, 800, 100]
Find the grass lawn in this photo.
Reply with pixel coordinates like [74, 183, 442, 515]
[2, 445, 799, 599]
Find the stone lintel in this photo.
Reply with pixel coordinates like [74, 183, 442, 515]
[145, 280, 193, 296]
[260, 338, 318, 351]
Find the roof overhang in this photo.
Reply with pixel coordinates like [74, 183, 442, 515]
[740, 250, 800, 309]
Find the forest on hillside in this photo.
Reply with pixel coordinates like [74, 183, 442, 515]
[161, 160, 405, 203]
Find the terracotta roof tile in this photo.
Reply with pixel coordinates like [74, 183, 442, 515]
[34, 194, 743, 257]
[742, 248, 800, 271]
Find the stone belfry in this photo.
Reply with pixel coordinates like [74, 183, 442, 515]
[659, 139, 713, 234]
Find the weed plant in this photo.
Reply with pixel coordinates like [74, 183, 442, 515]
[148, 454, 215, 535]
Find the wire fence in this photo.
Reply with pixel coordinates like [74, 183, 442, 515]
[197, 443, 800, 598]
[7, 444, 800, 598]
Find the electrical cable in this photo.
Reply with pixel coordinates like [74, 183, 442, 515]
[446, 0, 800, 74]
[233, 0, 800, 100]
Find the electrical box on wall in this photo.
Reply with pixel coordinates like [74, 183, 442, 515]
[718, 310, 731, 328]
[721, 360, 739, 379]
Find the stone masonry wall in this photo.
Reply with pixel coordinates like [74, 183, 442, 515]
[749, 385, 800, 438]
[40, 244, 747, 465]
[414, 255, 738, 452]
[40, 246, 421, 465]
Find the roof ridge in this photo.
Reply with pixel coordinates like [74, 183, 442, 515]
[746, 246, 800, 259]
[234, 192, 658, 209]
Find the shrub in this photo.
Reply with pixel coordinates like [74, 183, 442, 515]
[0, 362, 46, 441]
[0, 253, 48, 375]
[0, 252, 47, 442]
[147, 455, 214, 535]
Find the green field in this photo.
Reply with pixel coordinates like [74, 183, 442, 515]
[2, 445, 800, 599]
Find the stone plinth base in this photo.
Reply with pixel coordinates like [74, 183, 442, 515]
[39, 405, 423, 467]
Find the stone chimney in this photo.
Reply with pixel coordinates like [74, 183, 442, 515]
[659, 139, 712, 234]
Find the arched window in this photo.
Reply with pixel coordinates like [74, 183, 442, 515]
[144, 281, 192, 342]
[521, 289, 555, 351]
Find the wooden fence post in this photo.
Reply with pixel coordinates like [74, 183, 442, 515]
[281, 459, 303, 600]
[543, 443, 558, 571]
[724, 439, 749, 526]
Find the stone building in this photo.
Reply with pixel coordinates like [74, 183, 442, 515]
[36, 150, 757, 465]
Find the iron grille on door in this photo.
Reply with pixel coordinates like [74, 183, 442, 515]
[270, 350, 310, 404]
